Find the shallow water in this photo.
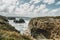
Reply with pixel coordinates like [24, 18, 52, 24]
[8, 18, 31, 34]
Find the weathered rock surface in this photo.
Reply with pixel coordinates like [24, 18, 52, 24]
[28, 17, 60, 40]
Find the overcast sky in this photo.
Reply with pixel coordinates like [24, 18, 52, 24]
[0, 0, 60, 17]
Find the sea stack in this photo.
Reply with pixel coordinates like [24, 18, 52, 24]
[14, 18, 25, 23]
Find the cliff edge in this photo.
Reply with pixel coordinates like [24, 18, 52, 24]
[28, 17, 60, 40]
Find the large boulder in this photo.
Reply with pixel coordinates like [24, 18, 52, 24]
[28, 17, 60, 40]
[14, 18, 25, 23]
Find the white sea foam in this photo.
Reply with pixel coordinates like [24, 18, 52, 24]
[8, 18, 31, 35]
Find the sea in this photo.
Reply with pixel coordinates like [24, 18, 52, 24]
[8, 17, 31, 34]
[8, 17, 47, 39]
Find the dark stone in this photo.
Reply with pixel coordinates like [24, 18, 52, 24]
[7, 17, 15, 20]
[31, 28, 51, 39]
[14, 18, 25, 23]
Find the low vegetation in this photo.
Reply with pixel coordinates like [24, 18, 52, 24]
[0, 15, 33, 40]
[29, 16, 60, 40]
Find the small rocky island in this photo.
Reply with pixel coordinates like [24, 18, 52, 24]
[14, 18, 25, 23]
[0, 15, 60, 40]
[0, 15, 33, 40]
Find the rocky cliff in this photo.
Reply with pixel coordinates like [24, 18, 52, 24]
[28, 16, 60, 40]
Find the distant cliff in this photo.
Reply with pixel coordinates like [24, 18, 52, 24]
[28, 16, 60, 40]
[0, 15, 33, 40]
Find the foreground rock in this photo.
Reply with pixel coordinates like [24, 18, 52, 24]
[28, 16, 60, 40]
[0, 15, 33, 40]
[14, 18, 25, 23]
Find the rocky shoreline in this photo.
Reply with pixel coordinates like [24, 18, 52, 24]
[0, 15, 60, 40]
[0, 15, 34, 40]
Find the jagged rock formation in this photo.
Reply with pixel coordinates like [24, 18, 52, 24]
[14, 18, 25, 23]
[28, 17, 60, 40]
[0, 15, 33, 40]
